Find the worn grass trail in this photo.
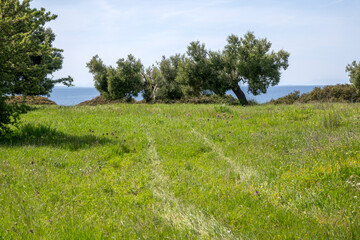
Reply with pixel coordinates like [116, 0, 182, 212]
[0, 103, 360, 239]
[146, 132, 234, 239]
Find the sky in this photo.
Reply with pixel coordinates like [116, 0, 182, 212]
[30, 0, 360, 87]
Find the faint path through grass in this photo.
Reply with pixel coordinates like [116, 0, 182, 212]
[146, 132, 236, 239]
[190, 128, 259, 184]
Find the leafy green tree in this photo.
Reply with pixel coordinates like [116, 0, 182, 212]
[207, 50, 228, 96]
[107, 54, 144, 100]
[143, 55, 184, 102]
[177, 41, 212, 97]
[87, 54, 144, 100]
[346, 61, 360, 93]
[216, 32, 289, 105]
[86, 55, 109, 97]
[11, 28, 72, 96]
[143, 66, 163, 103]
[0, 1, 72, 96]
[157, 55, 184, 100]
[0, 0, 72, 134]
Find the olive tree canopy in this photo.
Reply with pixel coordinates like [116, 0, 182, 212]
[346, 60, 360, 93]
[217, 32, 290, 105]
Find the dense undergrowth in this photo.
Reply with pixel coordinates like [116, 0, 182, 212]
[1, 103, 360, 239]
[270, 84, 360, 105]
[77, 94, 242, 106]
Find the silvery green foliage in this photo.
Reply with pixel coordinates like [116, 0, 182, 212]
[108, 54, 144, 100]
[220, 32, 290, 104]
[176, 32, 289, 104]
[86, 55, 109, 97]
[87, 54, 144, 100]
[346, 61, 360, 93]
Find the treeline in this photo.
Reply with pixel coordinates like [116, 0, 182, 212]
[87, 32, 290, 105]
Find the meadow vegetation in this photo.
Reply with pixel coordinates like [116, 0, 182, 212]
[1, 103, 360, 239]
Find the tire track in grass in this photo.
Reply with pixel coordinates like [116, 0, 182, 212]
[190, 128, 259, 183]
[146, 133, 236, 239]
[190, 125, 327, 232]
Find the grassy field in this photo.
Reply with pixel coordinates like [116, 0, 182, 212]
[1, 103, 360, 239]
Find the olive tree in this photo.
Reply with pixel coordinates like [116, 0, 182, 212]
[86, 55, 109, 98]
[143, 66, 164, 103]
[87, 54, 144, 100]
[346, 61, 360, 93]
[108, 54, 143, 100]
[176, 41, 213, 97]
[216, 32, 289, 105]
[157, 55, 184, 100]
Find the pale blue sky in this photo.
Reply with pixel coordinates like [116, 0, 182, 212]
[31, 0, 360, 87]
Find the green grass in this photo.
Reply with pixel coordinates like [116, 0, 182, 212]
[1, 103, 360, 239]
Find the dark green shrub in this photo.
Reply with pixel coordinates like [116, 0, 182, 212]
[0, 96, 13, 135]
[0, 96, 29, 136]
[269, 84, 360, 105]
[269, 91, 300, 105]
[169, 94, 239, 105]
[298, 84, 360, 103]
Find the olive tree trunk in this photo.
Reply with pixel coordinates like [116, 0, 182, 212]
[232, 84, 248, 105]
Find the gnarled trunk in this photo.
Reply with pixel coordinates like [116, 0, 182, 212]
[152, 84, 158, 103]
[232, 84, 248, 105]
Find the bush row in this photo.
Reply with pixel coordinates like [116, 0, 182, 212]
[270, 84, 360, 105]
